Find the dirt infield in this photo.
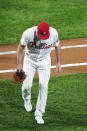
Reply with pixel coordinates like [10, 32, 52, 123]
[0, 37, 87, 79]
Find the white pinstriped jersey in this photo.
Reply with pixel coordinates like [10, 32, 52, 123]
[20, 26, 60, 61]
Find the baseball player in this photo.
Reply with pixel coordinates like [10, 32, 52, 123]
[17, 21, 61, 124]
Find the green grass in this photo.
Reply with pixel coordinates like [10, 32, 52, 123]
[0, 0, 87, 45]
[0, 73, 87, 130]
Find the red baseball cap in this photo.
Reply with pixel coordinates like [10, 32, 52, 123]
[37, 21, 50, 40]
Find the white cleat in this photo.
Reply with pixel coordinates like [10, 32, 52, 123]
[24, 99, 32, 112]
[35, 116, 44, 124]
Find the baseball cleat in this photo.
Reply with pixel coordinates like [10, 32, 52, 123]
[34, 111, 44, 124]
[24, 99, 32, 112]
[35, 116, 44, 124]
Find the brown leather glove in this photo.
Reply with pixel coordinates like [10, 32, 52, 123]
[13, 70, 26, 84]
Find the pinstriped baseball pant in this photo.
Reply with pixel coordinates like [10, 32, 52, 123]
[22, 54, 51, 113]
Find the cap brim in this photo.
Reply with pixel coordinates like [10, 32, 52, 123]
[38, 32, 50, 40]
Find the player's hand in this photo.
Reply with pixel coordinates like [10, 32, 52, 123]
[56, 63, 61, 73]
[17, 64, 23, 72]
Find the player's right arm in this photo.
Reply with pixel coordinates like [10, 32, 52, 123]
[17, 30, 28, 72]
[17, 44, 25, 72]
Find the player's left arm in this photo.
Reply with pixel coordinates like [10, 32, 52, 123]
[55, 43, 61, 73]
[52, 29, 61, 72]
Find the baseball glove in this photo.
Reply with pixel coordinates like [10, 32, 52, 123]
[13, 70, 26, 84]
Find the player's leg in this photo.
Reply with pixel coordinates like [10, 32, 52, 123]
[35, 57, 51, 124]
[22, 56, 36, 112]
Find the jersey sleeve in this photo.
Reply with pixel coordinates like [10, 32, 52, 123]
[53, 30, 60, 47]
[20, 31, 28, 46]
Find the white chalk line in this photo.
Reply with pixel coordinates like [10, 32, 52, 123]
[51, 62, 87, 69]
[0, 69, 16, 73]
[52, 44, 87, 50]
[0, 62, 87, 73]
[0, 51, 17, 55]
[0, 44, 87, 55]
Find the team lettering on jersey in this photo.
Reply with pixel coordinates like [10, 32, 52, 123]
[29, 41, 52, 49]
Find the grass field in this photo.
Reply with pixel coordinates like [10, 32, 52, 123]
[0, 73, 87, 131]
[0, 0, 87, 45]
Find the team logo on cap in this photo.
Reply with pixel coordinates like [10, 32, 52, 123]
[42, 32, 46, 35]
